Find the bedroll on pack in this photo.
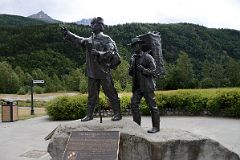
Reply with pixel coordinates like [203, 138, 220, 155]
[137, 31, 165, 77]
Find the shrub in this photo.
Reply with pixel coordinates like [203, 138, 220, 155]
[46, 95, 87, 120]
[34, 86, 44, 94]
[98, 93, 108, 110]
[206, 96, 221, 114]
[79, 77, 88, 93]
[120, 95, 131, 112]
[218, 91, 240, 117]
[156, 89, 240, 117]
[155, 91, 207, 115]
[141, 99, 150, 115]
[185, 94, 207, 115]
[120, 94, 150, 115]
[46, 88, 240, 120]
[17, 86, 27, 95]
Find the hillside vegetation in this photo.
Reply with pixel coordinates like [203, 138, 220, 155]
[0, 15, 240, 93]
[0, 14, 46, 27]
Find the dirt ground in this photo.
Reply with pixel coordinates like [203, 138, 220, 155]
[0, 92, 79, 120]
[0, 92, 79, 101]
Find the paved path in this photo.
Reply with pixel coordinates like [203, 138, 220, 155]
[0, 116, 239, 160]
[0, 92, 78, 101]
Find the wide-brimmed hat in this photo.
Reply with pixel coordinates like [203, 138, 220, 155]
[91, 17, 104, 25]
[128, 37, 143, 46]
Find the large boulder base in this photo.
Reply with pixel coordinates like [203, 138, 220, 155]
[47, 118, 240, 160]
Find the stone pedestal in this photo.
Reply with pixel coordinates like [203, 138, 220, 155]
[47, 118, 240, 160]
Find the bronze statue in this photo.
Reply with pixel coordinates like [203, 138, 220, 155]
[129, 37, 160, 133]
[61, 17, 122, 121]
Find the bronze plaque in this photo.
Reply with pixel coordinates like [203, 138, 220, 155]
[63, 131, 120, 160]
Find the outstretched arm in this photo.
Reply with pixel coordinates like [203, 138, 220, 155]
[60, 27, 85, 47]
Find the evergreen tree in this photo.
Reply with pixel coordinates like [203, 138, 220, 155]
[24, 73, 33, 86]
[200, 58, 229, 88]
[44, 76, 54, 93]
[14, 66, 25, 86]
[63, 68, 82, 91]
[44, 75, 63, 93]
[112, 59, 131, 90]
[52, 74, 65, 91]
[211, 63, 228, 87]
[163, 64, 178, 90]
[200, 60, 214, 88]
[175, 51, 195, 88]
[0, 61, 20, 93]
[32, 68, 46, 80]
[226, 58, 240, 86]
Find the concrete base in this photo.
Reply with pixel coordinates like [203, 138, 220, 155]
[47, 118, 240, 160]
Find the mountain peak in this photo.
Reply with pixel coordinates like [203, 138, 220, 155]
[28, 11, 60, 23]
[75, 18, 93, 26]
[39, 10, 44, 14]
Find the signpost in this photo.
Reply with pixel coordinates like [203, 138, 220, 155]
[33, 80, 45, 84]
[63, 131, 120, 160]
[30, 80, 44, 115]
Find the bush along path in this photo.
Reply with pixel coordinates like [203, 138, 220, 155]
[46, 88, 240, 120]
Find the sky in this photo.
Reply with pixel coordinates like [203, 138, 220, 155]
[0, 0, 240, 30]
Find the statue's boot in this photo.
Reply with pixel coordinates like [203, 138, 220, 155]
[111, 101, 122, 121]
[147, 110, 160, 133]
[132, 109, 141, 125]
[81, 105, 94, 122]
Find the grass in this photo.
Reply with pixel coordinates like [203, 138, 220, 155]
[17, 100, 47, 108]
[119, 87, 240, 97]
[0, 105, 47, 121]
[157, 87, 240, 97]
[17, 107, 46, 120]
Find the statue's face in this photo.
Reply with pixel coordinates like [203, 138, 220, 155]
[91, 22, 103, 33]
[132, 43, 142, 53]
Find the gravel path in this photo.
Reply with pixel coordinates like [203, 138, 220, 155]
[0, 92, 78, 101]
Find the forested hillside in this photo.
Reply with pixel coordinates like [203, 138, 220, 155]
[0, 15, 240, 93]
[0, 14, 46, 27]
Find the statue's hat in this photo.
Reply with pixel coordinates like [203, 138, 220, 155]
[91, 17, 104, 25]
[128, 37, 143, 46]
